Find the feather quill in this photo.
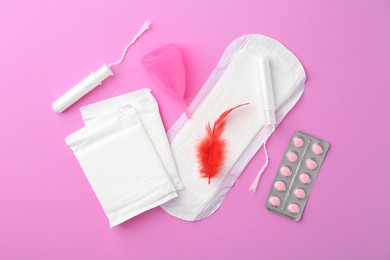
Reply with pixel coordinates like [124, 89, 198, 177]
[196, 103, 249, 184]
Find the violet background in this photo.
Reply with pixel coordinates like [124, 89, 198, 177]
[0, 0, 389, 259]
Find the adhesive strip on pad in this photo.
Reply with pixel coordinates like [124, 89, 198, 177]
[162, 34, 306, 221]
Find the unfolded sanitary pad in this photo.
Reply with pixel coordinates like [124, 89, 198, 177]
[161, 34, 306, 221]
[66, 89, 181, 227]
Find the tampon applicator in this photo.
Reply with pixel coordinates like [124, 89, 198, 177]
[52, 21, 151, 113]
[258, 57, 276, 125]
[52, 65, 113, 112]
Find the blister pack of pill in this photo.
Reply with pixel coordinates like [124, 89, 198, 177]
[265, 131, 329, 221]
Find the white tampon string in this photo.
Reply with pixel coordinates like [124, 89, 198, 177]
[108, 20, 151, 67]
[250, 124, 276, 192]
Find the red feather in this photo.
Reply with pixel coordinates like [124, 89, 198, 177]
[196, 103, 249, 184]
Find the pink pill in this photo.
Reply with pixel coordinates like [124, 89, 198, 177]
[294, 188, 306, 199]
[287, 151, 298, 162]
[274, 181, 286, 192]
[306, 158, 318, 170]
[293, 137, 304, 148]
[288, 203, 300, 214]
[280, 166, 291, 177]
[299, 173, 311, 184]
[312, 143, 323, 155]
[269, 196, 281, 207]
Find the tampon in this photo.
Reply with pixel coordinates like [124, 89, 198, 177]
[51, 21, 151, 113]
[258, 57, 276, 125]
[52, 64, 113, 113]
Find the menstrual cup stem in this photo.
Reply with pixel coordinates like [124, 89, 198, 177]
[180, 98, 191, 118]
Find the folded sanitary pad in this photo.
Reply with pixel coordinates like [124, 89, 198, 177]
[66, 89, 180, 227]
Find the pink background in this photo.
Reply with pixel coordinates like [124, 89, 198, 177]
[1, 0, 389, 259]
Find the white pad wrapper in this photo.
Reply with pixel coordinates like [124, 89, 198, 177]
[66, 90, 180, 227]
[161, 35, 306, 221]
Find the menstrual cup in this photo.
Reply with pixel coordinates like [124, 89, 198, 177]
[141, 44, 191, 118]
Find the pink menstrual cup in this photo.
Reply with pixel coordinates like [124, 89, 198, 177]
[141, 44, 191, 118]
